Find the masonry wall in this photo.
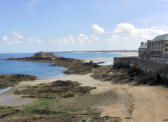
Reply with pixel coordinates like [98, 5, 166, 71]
[113, 57, 168, 78]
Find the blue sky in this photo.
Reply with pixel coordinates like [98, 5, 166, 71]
[0, 0, 168, 53]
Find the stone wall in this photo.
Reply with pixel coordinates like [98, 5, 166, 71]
[114, 57, 168, 78]
[113, 57, 138, 68]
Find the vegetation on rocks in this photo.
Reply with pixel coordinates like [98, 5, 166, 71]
[14, 80, 96, 98]
[64, 61, 99, 74]
[0, 74, 37, 88]
[0, 78, 121, 122]
[0, 107, 19, 120]
[127, 65, 160, 85]
[92, 65, 130, 84]
[92, 65, 165, 86]
[0, 91, 121, 122]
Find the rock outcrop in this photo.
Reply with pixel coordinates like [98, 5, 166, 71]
[6, 52, 99, 75]
[14, 80, 96, 98]
[0, 74, 37, 88]
[31, 52, 57, 59]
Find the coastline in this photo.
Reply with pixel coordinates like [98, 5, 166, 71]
[111, 51, 138, 56]
[83, 51, 138, 64]
[31, 74, 168, 122]
[1, 74, 168, 122]
[1, 52, 168, 122]
[83, 58, 114, 63]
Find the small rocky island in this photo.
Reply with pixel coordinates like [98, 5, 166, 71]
[7, 52, 99, 75]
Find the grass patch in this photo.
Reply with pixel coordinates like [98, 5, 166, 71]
[20, 98, 55, 112]
[1, 94, 121, 122]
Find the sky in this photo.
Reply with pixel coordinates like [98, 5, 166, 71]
[0, 0, 168, 53]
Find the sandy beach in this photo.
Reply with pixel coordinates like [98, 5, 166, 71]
[1, 0, 167, 121]
[83, 51, 138, 63]
[1, 73, 167, 122]
[111, 51, 138, 56]
[52, 74, 168, 122]
[1, 51, 167, 122]
[1, 51, 168, 122]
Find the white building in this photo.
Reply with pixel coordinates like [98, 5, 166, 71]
[139, 33, 168, 60]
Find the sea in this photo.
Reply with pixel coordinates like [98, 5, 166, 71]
[0, 52, 123, 78]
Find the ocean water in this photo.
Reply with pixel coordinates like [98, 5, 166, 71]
[0, 52, 122, 78]
[55, 52, 123, 59]
[0, 60, 66, 78]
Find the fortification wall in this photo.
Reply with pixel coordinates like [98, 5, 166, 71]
[114, 57, 168, 78]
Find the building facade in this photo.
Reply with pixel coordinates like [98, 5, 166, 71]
[139, 33, 168, 60]
[138, 42, 148, 59]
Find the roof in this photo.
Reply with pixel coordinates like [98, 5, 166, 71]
[153, 33, 168, 42]
[139, 42, 147, 48]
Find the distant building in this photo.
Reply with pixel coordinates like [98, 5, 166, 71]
[138, 42, 148, 59]
[139, 33, 168, 61]
[33, 52, 56, 58]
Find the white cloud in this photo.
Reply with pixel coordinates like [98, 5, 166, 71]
[114, 23, 136, 34]
[49, 23, 168, 47]
[50, 34, 91, 44]
[1, 23, 168, 50]
[1, 31, 42, 45]
[1, 36, 12, 45]
[2, 36, 9, 41]
[77, 34, 90, 44]
[1, 35, 21, 45]
[92, 24, 105, 34]
[11, 31, 24, 39]
[113, 23, 168, 41]
[2, 31, 24, 45]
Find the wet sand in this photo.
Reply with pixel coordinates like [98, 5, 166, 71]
[0, 88, 34, 107]
[0, 93, 35, 107]
[54, 74, 168, 122]
[3, 74, 167, 122]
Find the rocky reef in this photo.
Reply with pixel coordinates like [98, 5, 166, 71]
[6, 52, 99, 75]
[31, 52, 56, 59]
[0, 105, 120, 122]
[14, 80, 96, 98]
[92, 65, 167, 86]
[0, 74, 37, 88]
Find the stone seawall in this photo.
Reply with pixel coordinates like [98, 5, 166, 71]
[114, 57, 168, 79]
